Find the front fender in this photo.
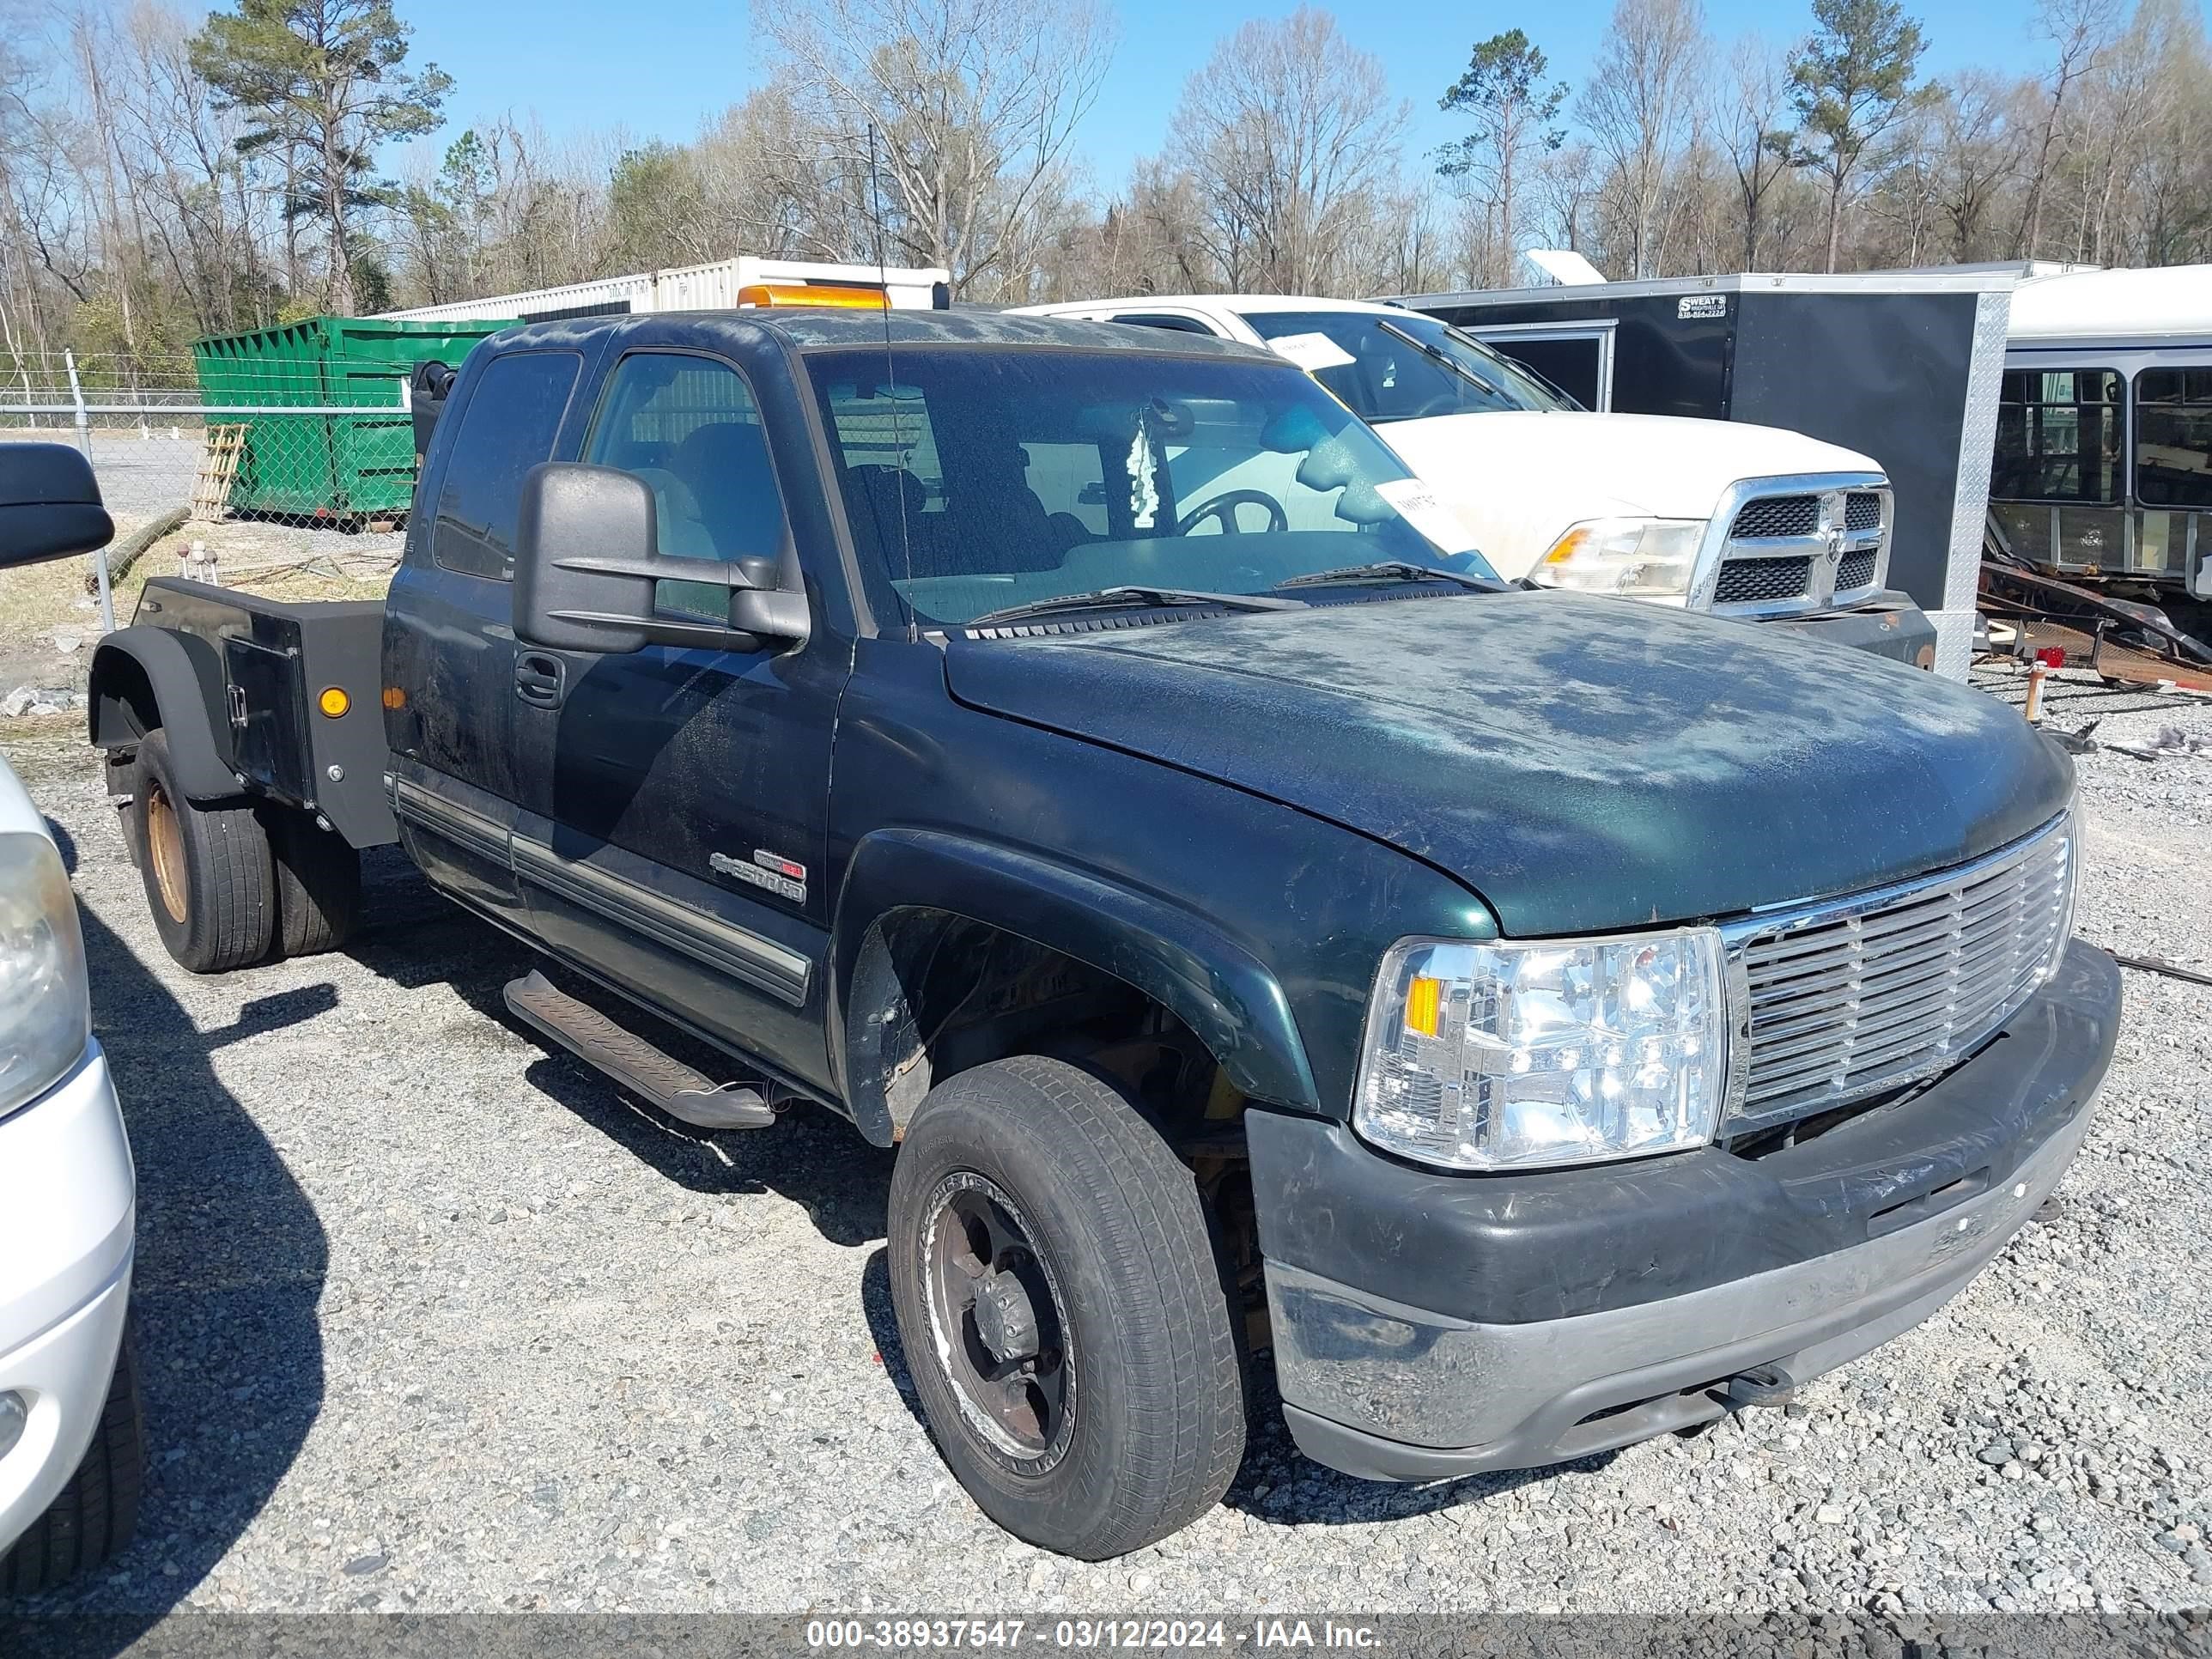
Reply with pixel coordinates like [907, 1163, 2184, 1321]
[831, 828, 1321, 1145]
[85, 627, 240, 801]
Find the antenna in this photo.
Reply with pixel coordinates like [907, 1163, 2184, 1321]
[866, 123, 920, 643]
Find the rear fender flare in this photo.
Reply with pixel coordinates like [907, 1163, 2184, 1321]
[86, 627, 240, 801]
[830, 828, 1321, 1146]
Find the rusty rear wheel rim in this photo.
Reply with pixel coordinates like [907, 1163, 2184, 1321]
[145, 783, 189, 924]
[920, 1171, 1074, 1469]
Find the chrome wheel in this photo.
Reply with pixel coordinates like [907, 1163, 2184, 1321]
[920, 1170, 1074, 1468]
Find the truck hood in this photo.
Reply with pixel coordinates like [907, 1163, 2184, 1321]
[1376, 412, 1882, 573]
[943, 592, 2072, 938]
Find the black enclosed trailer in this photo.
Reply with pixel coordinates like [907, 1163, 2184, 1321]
[1391, 272, 2014, 678]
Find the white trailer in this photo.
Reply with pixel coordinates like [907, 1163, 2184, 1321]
[380, 257, 951, 325]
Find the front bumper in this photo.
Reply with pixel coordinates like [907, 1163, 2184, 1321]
[1254, 942, 2118, 1481]
[0, 1042, 136, 1552]
[1765, 593, 1938, 670]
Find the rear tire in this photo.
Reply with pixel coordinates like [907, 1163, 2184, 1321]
[262, 805, 362, 959]
[888, 1055, 1246, 1559]
[131, 729, 274, 974]
[0, 1334, 144, 1597]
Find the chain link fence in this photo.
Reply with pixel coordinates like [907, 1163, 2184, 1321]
[2, 351, 418, 627]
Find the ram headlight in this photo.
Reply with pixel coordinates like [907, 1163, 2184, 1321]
[1534, 518, 1705, 599]
[0, 832, 92, 1122]
[1354, 930, 1729, 1171]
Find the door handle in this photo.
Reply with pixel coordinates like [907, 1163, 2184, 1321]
[514, 653, 566, 708]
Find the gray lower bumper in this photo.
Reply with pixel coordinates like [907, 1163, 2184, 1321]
[1270, 1088, 2096, 1482]
[1765, 594, 1938, 670]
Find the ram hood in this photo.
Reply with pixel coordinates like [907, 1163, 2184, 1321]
[943, 592, 2072, 937]
[1375, 410, 1883, 579]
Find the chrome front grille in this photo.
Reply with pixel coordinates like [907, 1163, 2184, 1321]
[1709, 478, 1889, 616]
[1720, 812, 2076, 1129]
[1730, 495, 1819, 538]
[1714, 556, 1813, 605]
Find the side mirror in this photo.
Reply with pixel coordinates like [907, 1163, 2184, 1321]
[0, 443, 113, 568]
[512, 462, 811, 655]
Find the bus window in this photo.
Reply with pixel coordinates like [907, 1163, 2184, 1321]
[2135, 368, 2212, 509]
[1993, 368, 2124, 503]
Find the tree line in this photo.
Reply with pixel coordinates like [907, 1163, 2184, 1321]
[3, 0, 2208, 380]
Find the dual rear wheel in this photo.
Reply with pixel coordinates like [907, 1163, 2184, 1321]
[129, 729, 360, 973]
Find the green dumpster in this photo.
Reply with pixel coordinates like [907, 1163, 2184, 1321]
[191, 316, 516, 520]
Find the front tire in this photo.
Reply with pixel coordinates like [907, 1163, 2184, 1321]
[0, 1335, 144, 1596]
[887, 1056, 1246, 1559]
[131, 729, 275, 974]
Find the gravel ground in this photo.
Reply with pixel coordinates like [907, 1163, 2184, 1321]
[1, 663, 2209, 1630]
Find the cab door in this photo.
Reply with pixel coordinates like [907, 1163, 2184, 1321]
[382, 344, 592, 931]
[507, 345, 843, 1090]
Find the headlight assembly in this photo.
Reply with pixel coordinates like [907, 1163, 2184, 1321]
[0, 831, 92, 1121]
[1353, 930, 1729, 1172]
[1533, 518, 1706, 599]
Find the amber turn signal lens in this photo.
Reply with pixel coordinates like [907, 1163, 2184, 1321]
[1404, 975, 1444, 1037]
[317, 687, 350, 718]
[381, 686, 405, 710]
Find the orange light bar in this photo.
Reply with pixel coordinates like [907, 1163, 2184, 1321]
[735, 282, 889, 310]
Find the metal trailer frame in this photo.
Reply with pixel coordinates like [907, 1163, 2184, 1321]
[1390, 271, 2017, 679]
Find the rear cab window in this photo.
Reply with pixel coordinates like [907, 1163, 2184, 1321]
[432, 351, 583, 580]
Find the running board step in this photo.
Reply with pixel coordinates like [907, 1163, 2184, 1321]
[502, 970, 777, 1130]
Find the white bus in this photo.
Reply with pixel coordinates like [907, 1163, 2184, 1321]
[1990, 264, 2212, 603]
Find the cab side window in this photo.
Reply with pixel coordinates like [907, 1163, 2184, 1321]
[432, 350, 582, 580]
[584, 353, 789, 618]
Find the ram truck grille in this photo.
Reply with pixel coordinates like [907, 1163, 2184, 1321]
[1711, 483, 1889, 617]
[1720, 811, 2076, 1129]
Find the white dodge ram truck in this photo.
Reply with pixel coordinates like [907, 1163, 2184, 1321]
[1016, 293, 1936, 666]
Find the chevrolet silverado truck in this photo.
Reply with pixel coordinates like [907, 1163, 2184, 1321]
[1016, 294, 1938, 667]
[38, 307, 2116, 1560]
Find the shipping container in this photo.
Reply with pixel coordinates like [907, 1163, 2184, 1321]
[191, 315, 516, 520]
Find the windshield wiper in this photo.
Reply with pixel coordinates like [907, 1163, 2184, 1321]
[1276, 561, 1503, 593]
[1374, 318, 1506, 402]
[964, 586, 1304, 629]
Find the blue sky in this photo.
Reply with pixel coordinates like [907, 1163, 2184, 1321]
[392, 0, 2069, 191]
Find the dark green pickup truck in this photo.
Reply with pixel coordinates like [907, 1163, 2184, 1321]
[20, 306, 2117, 1560]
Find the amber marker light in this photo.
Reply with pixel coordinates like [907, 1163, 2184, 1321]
[1404, 975, 1444, 1037]
[317, 687, 351, 718]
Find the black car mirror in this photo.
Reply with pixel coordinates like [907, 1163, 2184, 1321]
[512, 462, 811, 656]
[0, 443, 114, 568]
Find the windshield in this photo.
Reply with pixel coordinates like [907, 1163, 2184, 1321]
[806, 345, 1499, 629]
[1242, 309, 1578, 422]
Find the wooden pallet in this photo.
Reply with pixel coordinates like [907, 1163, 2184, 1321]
[189, 423, 247, 522]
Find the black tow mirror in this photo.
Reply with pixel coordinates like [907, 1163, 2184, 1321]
[0, 443, 113, 568]
[511, 462, 810, 655]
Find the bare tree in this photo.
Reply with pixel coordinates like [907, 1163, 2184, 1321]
[2015, 0, 2120, 257]
[1580, 0, 1706, 278]
[1927, 71, 2020, 259]
[1168, 8, 1407, 295]
[756, 0, 1111, 296]
[1717, 35, 1795, 265]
